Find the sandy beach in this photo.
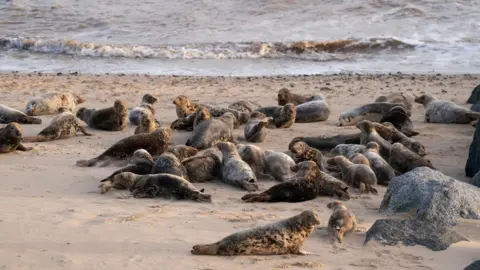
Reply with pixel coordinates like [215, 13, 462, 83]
[0, 72, 479, 270]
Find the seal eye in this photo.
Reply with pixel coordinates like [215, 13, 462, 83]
[247, 178, 255, 183]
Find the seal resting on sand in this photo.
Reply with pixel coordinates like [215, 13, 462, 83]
[217, 142, 258, 191]
[382, 122, 427, 156]
[295, 100, 331, 123]
[23, 108, 93, 142]
[76, 100, 128, 131]
[191, 210, 320, 256]
[182, 147, 223, 183]
[375, 93, 414, 111]
[134, 111, 157, 135]
[414, 93, 480, 124]
[173, 95, 210, 118]
[208, 107, 250, 128]
[267, 103, 296, 129]
[25, 92, 85, 116]
[99, 172, 212, 202]
[277, 88, 310, 106]
[290, 141, 326, 171]
[244, 111, 268, 142]
[357, 120, 392, 160]
[327, 201, 357, 243]
[362, 142, 395, 186]
[76, 127, 172, 167]
[388, 143, 435, 174]
[328, 156, 378, 194]
[338, 102, 409, 126]
[0, 104, 42, 124]
[151, 145, 198, 180]
[128, 94, 158, 126]
[185, 113, 236, 150]
[380, 105, 419, 137]
[264, 149, 296, 182]
[228, 101, 257, 113]
[0, 122, 32, 154]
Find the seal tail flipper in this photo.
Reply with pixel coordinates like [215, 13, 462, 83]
[241, 193, 270, 202]
[367, 185, 378, 195]
[195, 192, 212, 203]
[23, 116, 42, 124]
[76, 157, 100, 167]
[191, 243, 219, 255]
[98, 180, 113, 194]
[78, 126, 94, 136]
[22, 135, 50, 143]
[466, 111, 480, 121]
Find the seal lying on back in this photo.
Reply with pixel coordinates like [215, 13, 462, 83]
[389, 143, 435, 174]
[0, 104, 42, 124]
[327, 201, 357, 243]
[25, 92, 85, 116]
[414, 93, 480, 124]
[23, 108, 93, 142]
[0, 122, 32, 154]
[185, 113, 236, 150]
[242, 161, 350, 203]
[128, 93, 159, 126]
[338, 102, 409, 126]
[244, 111, 268, 142]
[151, 145, 198, 180]
[191, 210, 320, 256]
[99, 172, 212, 202]
[375, 93, 414, 111]
[76, 100, 128, 131]
[99, 149, 155, 192]
[379, 105, 419, 137]
[217, 142, 258, 191]
[76, 127, 172, 167]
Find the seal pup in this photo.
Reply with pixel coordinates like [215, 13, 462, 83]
[356, 120, 392, 160]
[338, 102, 409, 126]
[228, 101, 257, 113]
[0, 122, 32, 154]
[182, 147, 223, 183]
[128, 93, 158, 126]
[25, 92, 85, 116]
[375, 93, 414, 111]
[277, 88, 309, 106]
[384, 122, 426, 156]
[290, 141, 326, 171]
[99, 149, 155, 193]
[389, 143, 435, 174]
[264, 149, 296, 182]
[217, 142, 258, 191]
[134, 111, 157, 135]
[99, 172, 212, 203]
[0, 104, 42, 124]
[244, 111, 268, 142]
[76, 100, 128, 131]
[191, 210, 320, 256]
[380, 105, 419, 137]
[151, 145, 198, 180]
[348, 153, 370, 166]
[295, 100, 331, 123]
[76, 127, 172, 167]
[185, 113, 236, 150]
[328, 156, 378, 194]
[267, 103, 296, 129]
[362, 142, 395, 186]
[327, 201, 357, 243]
[23, 108, 93, 142]
[236, 144, 272, 180]
[414, 93, 480, 124]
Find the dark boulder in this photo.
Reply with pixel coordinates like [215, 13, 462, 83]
[464, 261, 480, 270]
[466, 120, 480, 177]
[467, 83, 480, 104]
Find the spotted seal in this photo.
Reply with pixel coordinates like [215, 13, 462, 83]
[208, 107, 250, 128]
[76, 100, 128, 131]
[338, 102, 409, 126]
[328, 156, 378, 194]
[25, 92, 85, 116]
[217, 142, 258, 191]
[185, 113, 236, 150]
[182, 147, 223, 183]
[0, 104, 42, 124]
[414, 93, 480, 124]
[151, 145, 198, 180]
[134, 111, 157, 135]
[76, 127, 172, 167]
[388, 143, 435, 174]
[228, 101, 257, 113]
[290, 141, 326, 171]
[327, 201, 357, 243]
[375, 93, 414, 111]
[383, 122, 427, 156]
[0, 122, 32, 154]
[191, 210, 320, 256]
[244, 111, 268, 142]
[99, 172, 212, 202]
[128, 93, 158, 126]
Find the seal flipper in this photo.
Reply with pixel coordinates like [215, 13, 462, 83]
[16, 143, 33, 151]
[76, 157, 100, 167]
[22, 135, 50, 143]
[191, 243, 219, 255]
[241, 193, 271, 202]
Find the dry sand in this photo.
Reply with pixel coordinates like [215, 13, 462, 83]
[0, 72, 479, 270]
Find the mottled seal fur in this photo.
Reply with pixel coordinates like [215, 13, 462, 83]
[76, 127, 172, 167]
[208, 107, 250, 128]
[375, 93, 414, 111]
[380, 105, 419, 137]
[388, 143, 435, 174]
[170, 106, 211, 131]
[23, 109, 93, 142]
[264, 149, 296, 182]
[289, 133, 361, 151]
[151, 145, 198, 180]
[414, 93, 480, 124]
[357, 120, 392, 160]
[327, 201, 357, 243]
[236, 144, 271, 180]
[277, 88, 309, 106]
[363, 142, 395, 186]
[348, 153, 370, 166]
[25, 92, 85, 116]
[182, 147, 223, 183]
[244, 111, 268, 142]
[228, 101, 257, 113]
[329, 144, 366, 158]
[384, 122, 427, 156]
[295, 100, 331, 123]
[191, 210, 320, 256]
[0, 122, 32, 154]
[185, 113, 236, 150]
[217, 142, 258, 191]
[328, 156, 378, 194]
[267, 103, 296, 128]
[76, 100, 128, 131]
[338, 102, 409, 126]
[99, 149, 155, 192]
[128, 94, 158, 126]
[290, 141, 326, 171]
[134, 111, 157, 135]
[0, 104, 42, 124]
[99, 172, 212, 202]
[173, 95, 210, 118]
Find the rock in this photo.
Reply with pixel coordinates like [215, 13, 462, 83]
[364, 219, 468, 251]
[466, 120, 480, 177]
[380, 167, 480, 226]
[471, 102, 480, 112]
[472, 171, 480, 188]
[467, 83, 480, 104]
[464, 261, 480, 270]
